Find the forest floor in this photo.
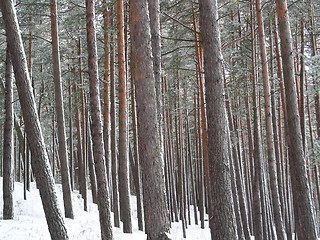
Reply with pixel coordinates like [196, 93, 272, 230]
[0, 177, 210, 239]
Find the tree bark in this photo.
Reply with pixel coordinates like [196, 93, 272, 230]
[117, 0, 132, 232]
[1, 0, 68, 239]
[103, 1, 111, 184]
[85, 0, 113, 239]
[129, 36, 144, 230]
[50, 0, 74, 219]
[225, 88, 251, 239]
[147, 0, 163, 154]
[275, 0, 318, 238]
[199, 0, 237, 238]
[3, 48, 14, 220]
[255, 0, 286, 238]
[131, 0, 170, 238]
[87, 117, 98, 204]
[110, 8, 120, 226]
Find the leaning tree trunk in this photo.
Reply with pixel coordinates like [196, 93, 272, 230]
[0, 1, 68, 239]
[85, 0, 113, 239]
[275, 0, 318, 238]
[49, 0, 74, 219]
[198, 0, 237, 239]
[3, 48, 14, 220]
[130, 0, 170, 238]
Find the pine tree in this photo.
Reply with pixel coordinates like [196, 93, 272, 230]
[86, 0, 113, 239]
[130, 0, 170, 238]
[198, 0, 237, 238]
[275, 0, 318, 238]
[2, 48, 14, 220]
[49, 0, 74, 219]
[1, 0, 69, 239]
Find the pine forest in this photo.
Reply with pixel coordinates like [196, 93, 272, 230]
[0, 0, 320, 239]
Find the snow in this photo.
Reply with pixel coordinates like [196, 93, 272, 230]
[0, 177, 210, 239]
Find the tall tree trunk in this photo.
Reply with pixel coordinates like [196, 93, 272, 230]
[50, 0, 74, 219]
[0, 1, 68, 239]
[275, 0, 318, 238]
[78, 38, 88, 211]
[3, 49, 14, 220]
[191, 6, 205, 228]
[129, 37, 144, 230]
[273, 17, 293, 238]
[110, 8, 120, 226]
[131, 0, 170, 238]
[252, 78, 264, 240]
[199, 0, 237, 238]
[225, 88, 251, 239]
[251, 2, 263, 238]
[255, 0, 286, 238]
[117, 0, 132, 232]
[69, 77, 74, 191]
[85, 0, 113, 239]
[299, 20, 306, 154]
[103, 1, 111, 183]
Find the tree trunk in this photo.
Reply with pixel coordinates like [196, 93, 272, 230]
[78, 38, 88, 211]
[129, 39, 144, 230]
[225, 88, 251, 239]
[103, 1, 111, 184]
[131, 0, 170, 238]
[3, 48, 14, 220]
[69, 77, 74, 191]
[275, 0, 318, 238]
[117, 0, 132, 232]
[110, 8, 120, 226]
[87, 116, 98, 204]
[299, 20, 306, 154]
[199, 0, 237, 238]
[1, 1, 68, 239]
[50, 0, 74, 219]
[147, 0, 163, 152]
[255, 0, 286, 238]
[85, 0, 113, 239]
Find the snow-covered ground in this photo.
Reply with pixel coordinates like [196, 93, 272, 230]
[0, 177, 210, 239]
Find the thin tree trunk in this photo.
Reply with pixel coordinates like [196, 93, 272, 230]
[110, 8, 120, 226]
[129, 42, 143, 231]
[87, 116, 98, 204]
[225, 88, 251, 240]
[117, 0, 132, 232]
[191, 7, 205, 228]
[50, 0, 74, 219]
[299, 20, 306, 154]
[85, 1, 113, 239]
[103, 1, 111, 184]
[3, 48, 14, 220]
[251, 2, 263, 239]
[69, 77, 74, 191]
[78, 38, 88, 211]
[255, 0, 286, 238]
[177, 75, 187, 238]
